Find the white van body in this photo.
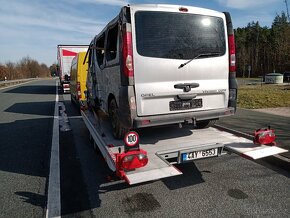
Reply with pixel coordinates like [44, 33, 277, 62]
[86, 4, 237, 138]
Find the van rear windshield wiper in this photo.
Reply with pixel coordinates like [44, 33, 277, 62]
[178, 52, 222, 69]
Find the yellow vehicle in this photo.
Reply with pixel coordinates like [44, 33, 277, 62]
[70, 52, 88, 105]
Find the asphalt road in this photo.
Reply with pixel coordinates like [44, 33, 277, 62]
[1, 79, 290, 217]
[0, 79, 56, 218]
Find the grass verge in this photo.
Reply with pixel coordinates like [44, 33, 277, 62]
[238, 84, 290, 109]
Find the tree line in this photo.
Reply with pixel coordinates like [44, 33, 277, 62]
[235, 12, 290, 78]
[0, 57, 50, 81]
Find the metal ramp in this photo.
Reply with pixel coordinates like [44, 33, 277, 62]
[225, 143, 288, 159]
[122, 155, 182, 185]
[215, 127, 289, 160]
[81, 110, 288, 185]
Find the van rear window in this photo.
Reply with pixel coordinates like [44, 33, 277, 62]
[135, 11, 226, 59]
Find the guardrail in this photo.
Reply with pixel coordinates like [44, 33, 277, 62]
[0, 78, 38, 87]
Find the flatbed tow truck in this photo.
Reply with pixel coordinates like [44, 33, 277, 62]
[81, 107, 288, 185]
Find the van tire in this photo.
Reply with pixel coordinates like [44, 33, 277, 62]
[108, 99, 129, 139]
[196, 119, 217, 129]
[85, 91, 94, 112]
[70, 94, 75, 105]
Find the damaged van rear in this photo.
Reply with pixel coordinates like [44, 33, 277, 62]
[86, 4, 237, 138]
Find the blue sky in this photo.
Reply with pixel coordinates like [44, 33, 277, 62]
[0, 0, 287, 66]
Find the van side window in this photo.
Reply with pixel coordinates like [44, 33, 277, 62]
[96, 34, 105, 67]
[105, 24, 118, 62]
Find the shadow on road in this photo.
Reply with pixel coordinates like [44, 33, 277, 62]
[4, 85, 56, 95]
[62, 100, 81, 117]
[5, 101, 55, 116]
[15, 191, 46, 208]
[254, 157, 290, 179]
[60, 129, 99, 216]
[162, 163, 205, 190]
[0, 118, 52, 178]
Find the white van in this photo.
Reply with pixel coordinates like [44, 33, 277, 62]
[86, 4, 237, 138]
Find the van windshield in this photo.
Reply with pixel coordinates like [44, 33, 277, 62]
[135, 11, 226, 59]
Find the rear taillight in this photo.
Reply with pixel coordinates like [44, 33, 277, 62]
[122, 23, 134, 78]
[77, 82, 81, 99]
[228, 34, 236, 72]
[121, 153, 148, 170]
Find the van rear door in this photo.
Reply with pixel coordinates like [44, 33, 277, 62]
[131, 6, 229, 117]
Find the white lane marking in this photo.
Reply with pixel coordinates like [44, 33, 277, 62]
[46, 81, 61, 218]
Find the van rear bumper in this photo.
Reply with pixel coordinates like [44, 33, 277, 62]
[133, 107, 235, 128]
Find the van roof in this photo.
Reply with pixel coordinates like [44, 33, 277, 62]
[90, 4, 226, 44]
[129, 4, 225, 17]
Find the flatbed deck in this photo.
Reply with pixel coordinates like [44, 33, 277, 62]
[81, 110, 288, 184]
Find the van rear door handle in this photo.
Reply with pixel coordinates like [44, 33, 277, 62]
[174, 83, 199, 92]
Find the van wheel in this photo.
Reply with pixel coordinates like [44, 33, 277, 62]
[70, 94, 75, 105]
[196, 119, 217, 129]
[108, 99, 128, 139]
[86, 97, 93, 111]
[85, 91, 94, 111]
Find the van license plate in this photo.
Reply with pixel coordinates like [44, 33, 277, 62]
[169, 99, 202, 111]
[182, 148, 218, 161]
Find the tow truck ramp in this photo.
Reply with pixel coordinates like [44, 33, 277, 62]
[81, 110, 288, 185]
[225, 142, 287, 159]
